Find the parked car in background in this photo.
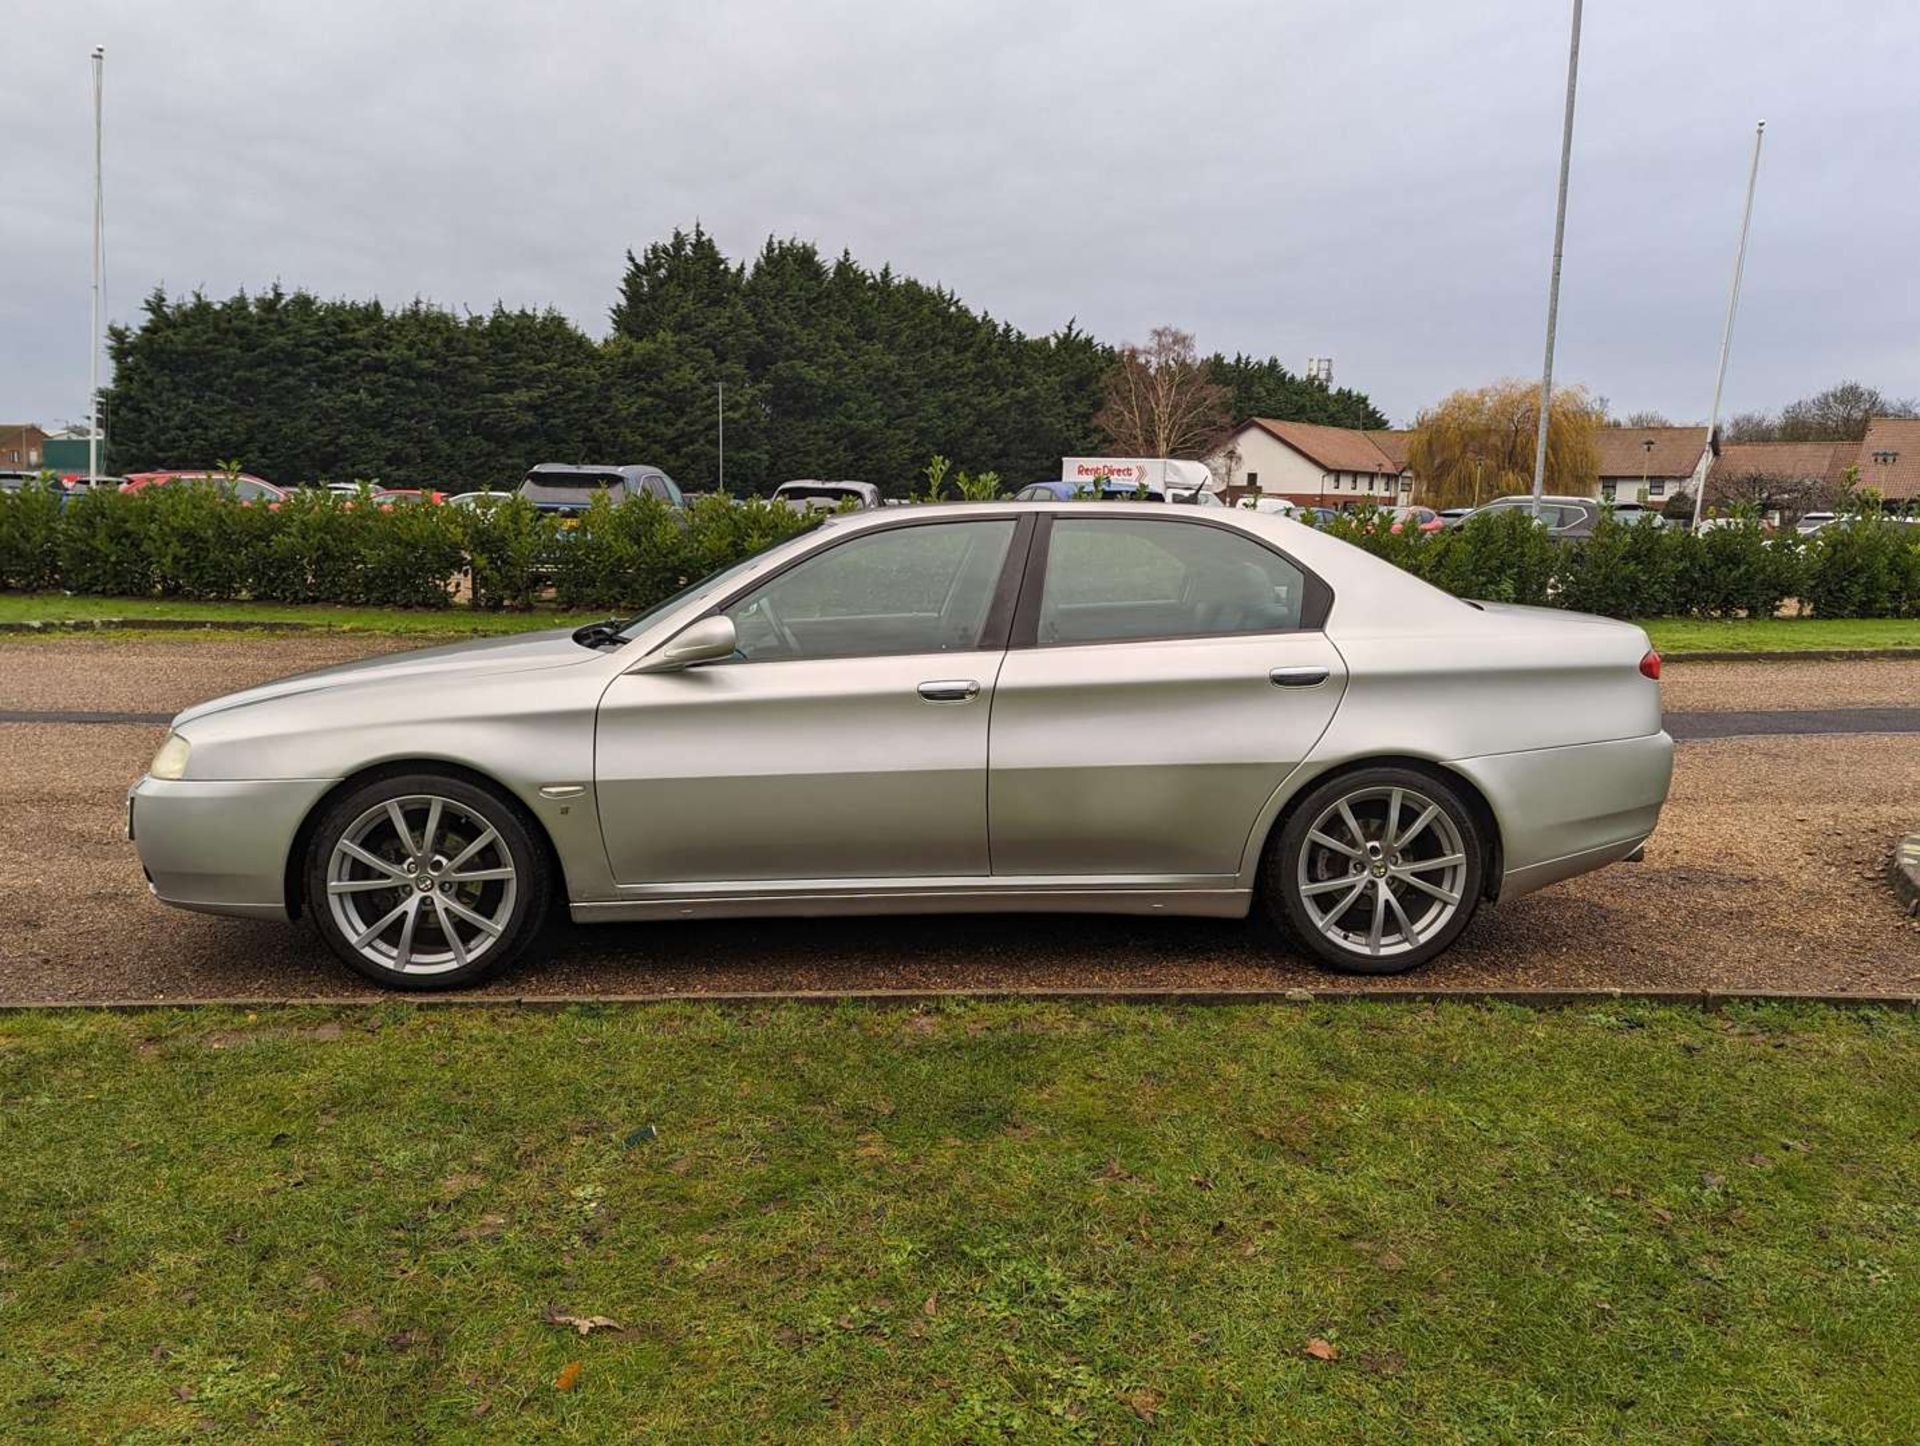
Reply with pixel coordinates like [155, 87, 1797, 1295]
[1014, 478, 1168, 502]
[1388, 505, 1444, 534]
[517, 464, 684, 517]
[1462, 495, 1600, 539]
[121, 471, 289, 505]
[1796, 511, 1837, 536]
[1603, 501, 1665, 528]
[372, 487, 449, 507]
[129, 502, 1673, 990]
[1437, 507, 1475, 528]
[1295, 506, 1343, 528]
[448, 490, 517, 511]
[1238, 496, 1298, 516]
[0, 471, 82, 505]
[771, 480, 882, 512]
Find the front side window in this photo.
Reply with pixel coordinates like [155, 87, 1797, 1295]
[1036, 518, 1308, 645]
[724, 520, 1017, 662]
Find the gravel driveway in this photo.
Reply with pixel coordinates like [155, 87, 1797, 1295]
[2, 637, 1916, 1003]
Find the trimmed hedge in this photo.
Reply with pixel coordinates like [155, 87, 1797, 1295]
[0, 484, 814, 612]
[1318, 505, 1919, 621]
[2, 483, 1916, 620]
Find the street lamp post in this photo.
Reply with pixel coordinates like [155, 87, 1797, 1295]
[1641, 437, 1653, 503]
[1529, 0, 1585, 517]
[1692, 120, 1767, 531]
[88, 45, 105, 485]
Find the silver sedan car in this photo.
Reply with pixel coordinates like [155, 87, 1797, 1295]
[128, 504, 1674, 989]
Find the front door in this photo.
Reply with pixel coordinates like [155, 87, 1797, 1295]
[989, 515, 1347, 877]
[595, 517, 1023, 885]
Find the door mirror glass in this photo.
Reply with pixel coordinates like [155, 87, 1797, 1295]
[632, 614, 737, 673]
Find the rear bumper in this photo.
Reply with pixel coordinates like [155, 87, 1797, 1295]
[129, 776, 336, 921]
[1452, 732, 1675, 900]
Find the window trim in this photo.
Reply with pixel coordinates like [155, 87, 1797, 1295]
[695, 511, 1036, 664]
[1008, 512, 1333, 651]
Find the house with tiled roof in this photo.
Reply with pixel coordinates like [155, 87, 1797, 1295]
[1854, 416, 1920, 502]
[1209, 418, 1412, 507]
[1592, 425, 1712, 505]
[1705, 440, 1854, 512]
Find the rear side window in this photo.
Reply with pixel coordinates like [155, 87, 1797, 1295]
[1036, 518, 1308, 645]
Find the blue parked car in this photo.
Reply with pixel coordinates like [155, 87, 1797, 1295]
[1012, 478, 1168, 502]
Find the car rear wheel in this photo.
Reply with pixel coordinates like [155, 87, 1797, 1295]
[1262, 766, 1485, 975]
[303, 773, 548, 991]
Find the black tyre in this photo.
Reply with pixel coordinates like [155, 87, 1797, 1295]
[1261, 765, 1486, 975]
[302, 771, 549, 991]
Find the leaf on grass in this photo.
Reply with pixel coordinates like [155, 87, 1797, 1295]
[545, 1311, 623, 1336]
[1304, 1338, 1340, 1361]
[1651, 1206, 1674, 1224]
[1701, 1171, 1727, 1189]
[1121, 1388, 1162, 1422]
[922, 1292, 938, 1318]
[554, 1361, 582, 1392]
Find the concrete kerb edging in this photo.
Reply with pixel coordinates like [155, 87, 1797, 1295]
[3, 986, 1919, 1014]
[1892, 832, 1920, 916]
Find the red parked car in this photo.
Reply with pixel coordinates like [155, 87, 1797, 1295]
[371, 487, 449, 507]
[121, 471, 288, 505]
[1389, 505, 1445, 534]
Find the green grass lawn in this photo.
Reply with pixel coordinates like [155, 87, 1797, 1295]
[1642, 616, 1920, 656]
[4, 1000, 1919, 1441]
[0, 593, 599, 637]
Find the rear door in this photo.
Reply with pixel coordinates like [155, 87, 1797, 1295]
[988, 514, 1346, 877]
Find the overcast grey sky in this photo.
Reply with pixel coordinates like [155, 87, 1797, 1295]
[4, 0, 1917, 431]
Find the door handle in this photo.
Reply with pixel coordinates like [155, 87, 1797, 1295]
[1269, 666, 1330, 688]
[918, 679, 981, 703]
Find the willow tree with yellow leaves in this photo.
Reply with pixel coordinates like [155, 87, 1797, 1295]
[1405, 381, 1602, 509]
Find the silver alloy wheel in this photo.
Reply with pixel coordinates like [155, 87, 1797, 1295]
[324, 794, 518, 976]
[1296, 784, 1468, 959]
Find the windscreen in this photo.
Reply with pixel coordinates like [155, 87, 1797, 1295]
[520, 471, 625, 506]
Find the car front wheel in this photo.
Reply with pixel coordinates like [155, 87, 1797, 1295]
[1263, 766, 1485, 975]
[303, 772, 549, 990]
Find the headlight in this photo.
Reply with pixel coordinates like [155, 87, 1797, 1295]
[149, 732, 192, 780]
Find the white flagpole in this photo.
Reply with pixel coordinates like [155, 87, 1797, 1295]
[1692, 120, 1766, 530]
[89, 45, 105, 484]
[1529, 0, 1583, 516]
[717, 381, 725, 495]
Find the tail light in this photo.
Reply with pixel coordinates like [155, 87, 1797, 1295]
[1639, 649, 1662, 680]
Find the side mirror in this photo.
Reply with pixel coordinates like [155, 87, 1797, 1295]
[630, 614, 737, 674]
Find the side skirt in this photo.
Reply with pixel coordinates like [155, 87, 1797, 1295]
[569, 876, 1252, 924]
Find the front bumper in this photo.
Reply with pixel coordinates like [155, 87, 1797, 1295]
[128, 775, 338, 921]
[1452, 731, 1676, 900]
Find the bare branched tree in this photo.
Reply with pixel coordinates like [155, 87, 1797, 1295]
[1723, 382, 1919, 444]
[1095, 327, 1232, 458]
[1709, 469, 1835, 527]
